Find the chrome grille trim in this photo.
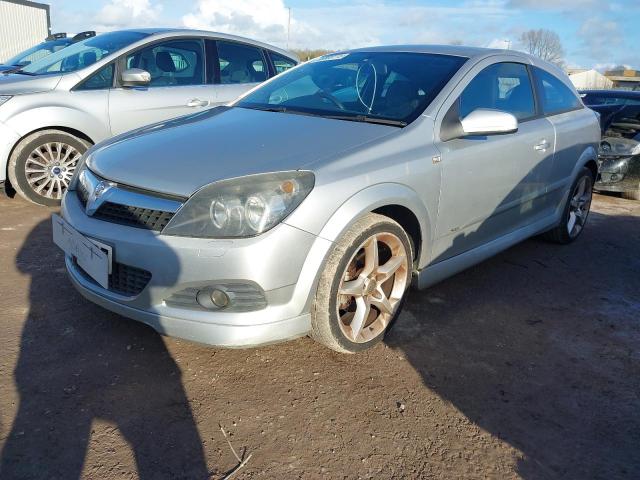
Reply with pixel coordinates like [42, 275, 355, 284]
[75, 168, 183, 232]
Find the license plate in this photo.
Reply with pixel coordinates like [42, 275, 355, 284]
[52, 214, 110, 289]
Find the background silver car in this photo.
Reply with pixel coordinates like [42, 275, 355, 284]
[0, 28, 298, 206]
[56, 45, 601, 353]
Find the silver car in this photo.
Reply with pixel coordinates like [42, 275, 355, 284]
[0, 28, 298, 205]
[54, 45, 601, 353]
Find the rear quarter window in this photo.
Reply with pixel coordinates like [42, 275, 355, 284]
[534, 67, 582, 115]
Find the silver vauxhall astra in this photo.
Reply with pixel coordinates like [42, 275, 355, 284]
[54, 45, 601, 353]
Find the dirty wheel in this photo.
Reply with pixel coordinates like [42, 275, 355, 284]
[311, 213, 412, 353]
[543, 167, 594, 244]
[8, 130, 90, 207]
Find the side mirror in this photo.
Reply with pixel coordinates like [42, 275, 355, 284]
[460, 108, 518, 136]
[121, 68, 151, 87]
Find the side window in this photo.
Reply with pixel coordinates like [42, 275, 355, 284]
[76, 64, 114, 91]
[217, 41, 267, 84]
[533, 67, 582, 115]
[269, 52, 297, 75]
[125, 39, 204, 87]
[460, 62, 536, 121]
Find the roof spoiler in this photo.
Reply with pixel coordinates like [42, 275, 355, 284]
[71, 31, 97, 42]
[46, 32, 67, 40]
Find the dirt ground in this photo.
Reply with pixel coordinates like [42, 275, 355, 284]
[0, 192, 638, 480]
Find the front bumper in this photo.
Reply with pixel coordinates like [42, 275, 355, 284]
[0, 120, 20, 182]
[595, 155, 640, 193]
[61, 190, 334, 347]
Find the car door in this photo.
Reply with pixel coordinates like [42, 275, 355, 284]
[108, 38, 214, 135]
[432, 60, 555, 262]
[211, 40, 270, 106]
[531, 66, 594, 205]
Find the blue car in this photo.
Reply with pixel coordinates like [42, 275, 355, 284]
[0, 31, 95, 73]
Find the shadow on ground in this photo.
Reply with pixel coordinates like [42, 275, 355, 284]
[387, 210, 640, 479]
[0, 220, 209, 479]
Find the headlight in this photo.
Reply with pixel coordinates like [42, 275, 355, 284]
[67, 153, 89, 191]
[162, 171, 315, 238]
[0, 95, 12, 107]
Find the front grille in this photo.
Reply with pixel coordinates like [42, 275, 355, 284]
[74, 258, 152, 297]
[109, 261, 152, 296]
[93, 202, 175, 232]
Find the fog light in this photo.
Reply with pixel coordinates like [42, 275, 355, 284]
[210, 288, 230, 308]
[196, 287, 230, 310]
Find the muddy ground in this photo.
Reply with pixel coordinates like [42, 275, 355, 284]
[0, 193, 638, 480]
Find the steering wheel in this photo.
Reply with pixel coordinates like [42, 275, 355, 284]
[316, 89, 346, 110]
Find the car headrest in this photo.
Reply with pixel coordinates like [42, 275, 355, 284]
[156, 51, 176, 73]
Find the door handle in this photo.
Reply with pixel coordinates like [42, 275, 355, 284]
[534, 140, 550, 151]
[187, 98, 209, 108]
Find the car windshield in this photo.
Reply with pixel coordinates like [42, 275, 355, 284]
[19, 31, 149, 75]
[3, 39, 71, 67]
[236, 51, 467, 126]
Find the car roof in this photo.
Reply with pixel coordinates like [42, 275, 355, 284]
[345, 44, 516, 59]
[112, 28, 299, 61]
[579, 89, 640, 97]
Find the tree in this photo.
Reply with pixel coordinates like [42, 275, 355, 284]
[519, 29, 565, 66]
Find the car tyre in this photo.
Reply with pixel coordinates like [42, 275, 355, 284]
[543, 167, 594, 244]
[311, 213, 413, 353]
[8, 129, 90, 207]
[622, 187, 640, 201]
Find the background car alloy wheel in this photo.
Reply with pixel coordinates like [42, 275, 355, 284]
[24, 142, 81, 201]
[8, 129, 90, 207]
[311, 213, 413, 353]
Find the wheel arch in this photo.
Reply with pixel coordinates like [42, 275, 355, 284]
[5, 126, 94, 188]
[314, 183, 433, 270]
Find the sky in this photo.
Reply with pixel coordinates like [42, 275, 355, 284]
[49, 0, 640, 70]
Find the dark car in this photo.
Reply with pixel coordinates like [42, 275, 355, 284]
[580, 89, 640, 200]
[0, 31, 95, 73]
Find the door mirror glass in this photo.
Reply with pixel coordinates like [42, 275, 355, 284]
[121, 68, 151, 87]
[460, 108, 518, 136]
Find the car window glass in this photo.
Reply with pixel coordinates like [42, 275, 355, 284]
[534, 67, 582, 115]
[125, 39, 204, 87]
[217, 41, 267, 84]
[238, 52, 467, 124]
[270, 52, 297, 74]
[460, 62, 535, 120]
[21, 31, 148, 75]
[76, 63, 114, 90]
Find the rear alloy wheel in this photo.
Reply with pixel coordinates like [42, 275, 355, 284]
[543, 167, 594, 244]
[8, 130, 90, 206]
[566, 174, 593, 238]
[311, 213, 412, 353]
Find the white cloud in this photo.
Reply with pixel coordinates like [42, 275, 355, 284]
[182, 0, 293, 46]
[180, 0, 513, 50]
[94, 0, 162, 30]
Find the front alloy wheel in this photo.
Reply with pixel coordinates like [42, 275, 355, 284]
[311, 213, 412, 353]
[8, 129, 90, 207]
[24, 142, 81, 201]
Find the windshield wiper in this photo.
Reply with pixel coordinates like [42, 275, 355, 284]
[240, 105, 407, 127]
[324, 114, 407, 127]
[7, 69, 37, 76]
[240, 105, 324, 118]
